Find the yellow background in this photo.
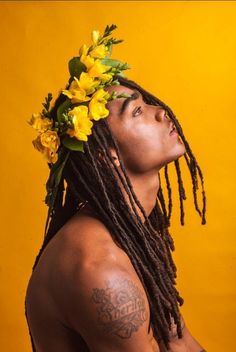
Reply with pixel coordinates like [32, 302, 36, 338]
[0, 1, 235, 351]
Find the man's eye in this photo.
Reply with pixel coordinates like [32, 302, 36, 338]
[132, 106, 142, 117]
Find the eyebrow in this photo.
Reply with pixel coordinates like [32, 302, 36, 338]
[119, 91, 140, 115]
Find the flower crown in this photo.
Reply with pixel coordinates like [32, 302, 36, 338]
[27, 24, 130, 234]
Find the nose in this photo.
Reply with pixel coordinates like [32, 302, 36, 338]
[154, 106, 169, 122]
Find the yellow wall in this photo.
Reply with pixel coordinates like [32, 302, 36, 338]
[0, 1, 235, 351]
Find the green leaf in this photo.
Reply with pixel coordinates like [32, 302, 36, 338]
[57, 99, 71, 124]
[41, 93, 53, 118]
[54, 152, 70, 187]
[106, 44, 112, 57]
[62, 136, 84, 152]
[101, 58, 127, 68]
[68, 57, 86, 78]
[44, 148, 70, 237]
[103, 24, 117, 38]
[112, 39, 123, 44]
[105, 38, 123, 47]
[42, 93, 52, 109]
[44, 148, 70, 207]
[101, 58, 122, 67]
[116, 71, 127, 78]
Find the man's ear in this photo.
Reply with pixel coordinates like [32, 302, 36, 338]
[110, 148, 120, 168]
[97, 148, 120, 168]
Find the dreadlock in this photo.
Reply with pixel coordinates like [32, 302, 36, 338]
[26, 76, 206, 350]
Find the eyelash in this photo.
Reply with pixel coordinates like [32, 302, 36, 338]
[132, 106, 142, 117]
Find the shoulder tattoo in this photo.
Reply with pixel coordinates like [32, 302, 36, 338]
[91, 278, 148, 339]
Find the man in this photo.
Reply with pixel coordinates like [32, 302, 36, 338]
[26, 25, 206, 351]
[26, 77, 206, 351]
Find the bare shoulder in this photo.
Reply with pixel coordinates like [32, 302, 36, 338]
[57, 213, 156, 351]
[58, 209, 133, 269]
[27, 211, 160, 351]
[64, 257, 153, 352]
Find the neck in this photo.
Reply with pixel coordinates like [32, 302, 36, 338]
[80, 169, 160, 224]
[120, 169, 160, 223]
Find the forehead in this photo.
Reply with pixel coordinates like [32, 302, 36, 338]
[106, 85, 141, 115]
[106, 84, 134, 95]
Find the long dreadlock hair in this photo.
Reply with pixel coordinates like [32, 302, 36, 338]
[26, 76, 206, 350]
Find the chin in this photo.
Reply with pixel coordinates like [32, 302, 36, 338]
[175, 141, 186, 157]
[166, 145, 186, 166]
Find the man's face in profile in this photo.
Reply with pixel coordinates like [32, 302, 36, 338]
[106, 85, 186, 174]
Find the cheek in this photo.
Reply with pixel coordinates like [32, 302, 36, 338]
[132, 125, 167, 156]
[119, 130, 185, 172]
[117, 127, 167, 172]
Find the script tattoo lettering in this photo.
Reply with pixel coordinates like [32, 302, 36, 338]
[91, 278, 147, 339]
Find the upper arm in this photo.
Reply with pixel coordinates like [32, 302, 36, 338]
[66, 261, 157, 352]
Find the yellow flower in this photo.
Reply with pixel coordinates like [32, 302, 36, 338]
[88, 60, 112, 82]
[67, 105, 93, 141]
[91, 30, 100, 45]
[44, 148, 58, 164]
[32, 130, 60, 164]
[89, 88, 110, 121]
[62, 77, 91, 103]
[78, 72, 100, 95]
[99, 72, 113, 82]
[90, 44, 108, 59]
[28, 113, 53, 133]
[79, 44, 89, 56]
[80, 53, 95, 70]
[40, 130, 60, 150]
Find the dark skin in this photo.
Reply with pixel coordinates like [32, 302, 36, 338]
[105, 85, 186, 221]
[25, 85, 205, 351]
